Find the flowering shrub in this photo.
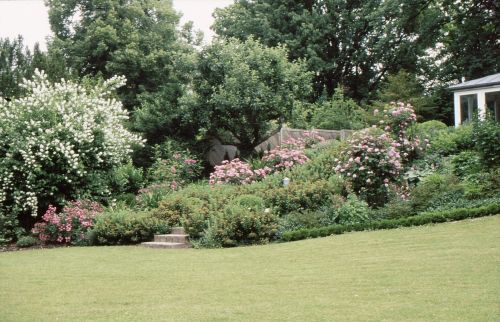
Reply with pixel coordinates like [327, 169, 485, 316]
[281, 131, 325, 150]
[148, 150, 202, 190]
[262, 147, 309, 172]
[0, 70, 143, 220]
[335, 129, 403, 206]
[209, 158, 270, 185]
[376, 102, 423, 163]
[32, 200, 103, 245]
[210, 133, 317, 185]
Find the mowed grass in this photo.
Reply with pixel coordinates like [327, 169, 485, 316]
[1, 216, 499, 322]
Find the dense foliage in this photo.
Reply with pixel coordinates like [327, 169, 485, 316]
[213, 0, 443, 101]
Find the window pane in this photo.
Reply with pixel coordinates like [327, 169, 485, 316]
[460, 94, 478, 124]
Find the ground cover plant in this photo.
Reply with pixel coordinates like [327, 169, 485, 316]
[0, 216, 498, 321]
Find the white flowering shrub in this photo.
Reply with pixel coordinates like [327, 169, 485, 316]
[0, 70, 143, 224]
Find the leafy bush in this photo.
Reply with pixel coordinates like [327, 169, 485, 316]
[152, 195, 207, 227]
[148, 144, 202, 189]
[277, 195, 345, 233]
[16, 235, 38, 248]
[0, 210, 19, 244]
[472, 116, 500, 167]
[373, 199, 415, 220]
[461, 169, 500, 199]
[307, 87, 366, 130]
[31, 200, 103, 245]
[451, 150, 483, 178]
[289, 141, 345, 182]
[409, 173, 462, 212]
[429, 125, 473, 156]
[335, 195, 371, 225]
[415, 120, 448, 140]
[109, 162, 144, 195]
[87, 210, 169, 245]
[228, 195, 265, 212]
[0, 71, 143, 221]
[264, 179, 341, 216]
[210, 205, 278, 247]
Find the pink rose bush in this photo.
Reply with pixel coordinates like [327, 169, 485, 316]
[336, 102, 429, 206]
[262, 146, 309, 172]
[209, 159, 271, 185]
[209, 133, 319, 185]
[281, 130, 325, 150]
[377, 102, 424, 163]
[32, 200, 103, 245]
[335, 129, 403, 206]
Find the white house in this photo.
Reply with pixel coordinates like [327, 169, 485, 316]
[449, 73, 500, 127]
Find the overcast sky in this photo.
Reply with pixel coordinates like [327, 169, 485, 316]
[0, 0, 233, 50]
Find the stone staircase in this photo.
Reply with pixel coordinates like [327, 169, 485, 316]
[141, 227, 190, 249]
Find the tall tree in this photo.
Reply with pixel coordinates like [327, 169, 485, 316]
[46, 0, 190, 110]
[0, 36, 35, 100]
[213, 0, 443, 102]
[185, 37, 312, 154]
[425, 0, 499, 83]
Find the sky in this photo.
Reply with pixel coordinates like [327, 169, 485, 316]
[0, 0, 233, 51]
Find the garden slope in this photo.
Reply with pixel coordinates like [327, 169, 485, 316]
[1, 216, 499, 321]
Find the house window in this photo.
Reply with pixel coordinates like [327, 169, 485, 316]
[460, 94, 478, 124]
[486, 91, 500, 122]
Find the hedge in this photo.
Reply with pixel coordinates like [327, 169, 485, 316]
[280, 203, 500, 242]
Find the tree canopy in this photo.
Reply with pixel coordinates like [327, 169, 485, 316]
[213, 0, 444, 102]
[46, 0, 192, 110]
[185, 37, 312, 154]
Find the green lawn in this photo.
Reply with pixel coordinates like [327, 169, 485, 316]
[1, 216, 499, 322]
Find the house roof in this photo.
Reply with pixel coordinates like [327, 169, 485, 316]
[449, 73, 500, 91]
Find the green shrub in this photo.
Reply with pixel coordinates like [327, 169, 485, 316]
[473, 116, 500, 167]
[429, 124, 473, 156]
[451, 150, 483, 178]
[0, 210, 19, 244]
[335, 194, 371, 225]
[462, 169, 500, 199]
[264, 179, 340, 216]
[278, 209, 332, 233]
[289, 141, 345, 182]
[453, 124, 475, 150]
[410, 172, 461, 212]
[308, 87, 366, 130]
[147, 142, 202, 187]
[109, 162, 144, 195]
[416, 120, 448, 140]
[228, 195, 265, 212]
[88, 210, 169, 245]
[373, 200, 415, 220]
[211, 205, 278, 247]
[152, 195, 210, 239]
[16, 236, 38, 248]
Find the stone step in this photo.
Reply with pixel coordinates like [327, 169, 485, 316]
[154, 234, 189, 243]
[171, 227, 185, 234]
[141, 241, 189, 249]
